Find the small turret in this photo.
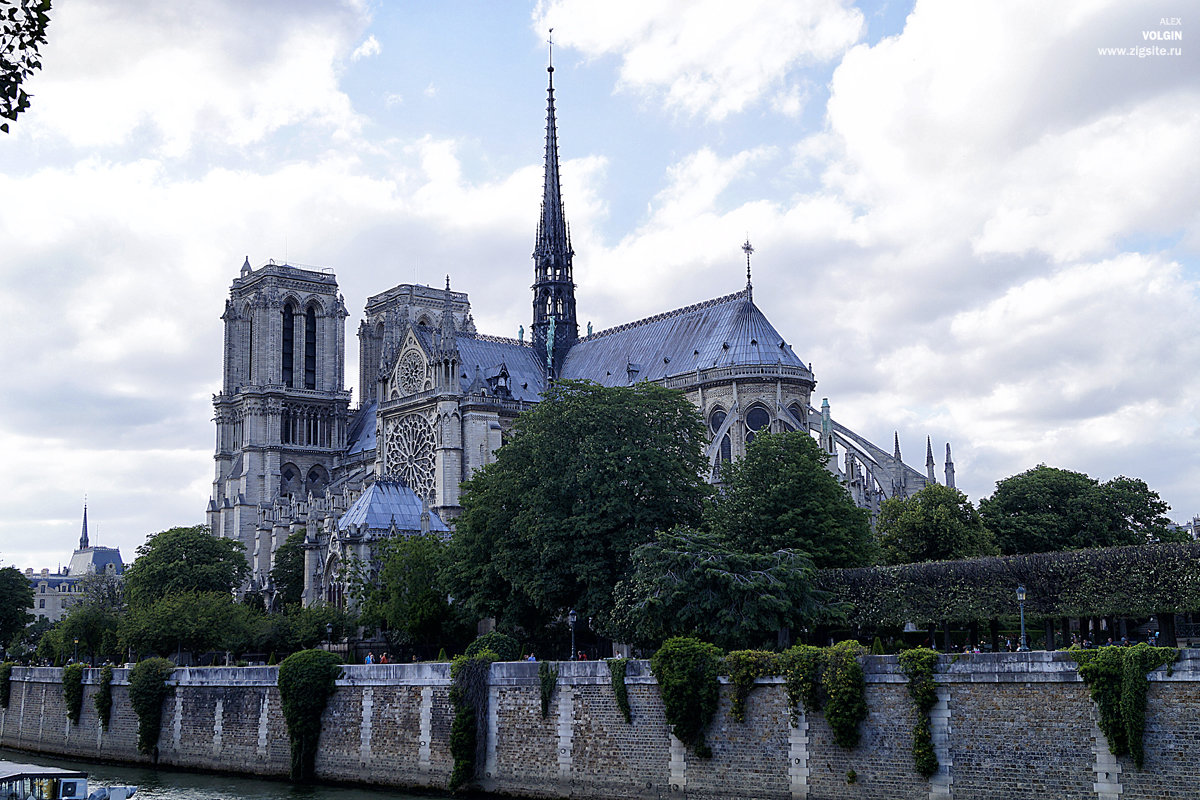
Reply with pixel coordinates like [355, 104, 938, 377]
[945, 443, 956, 489]
[925, 436, 936, 483]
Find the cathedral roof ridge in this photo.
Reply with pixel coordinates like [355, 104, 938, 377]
[586, 287, 752, 340]
[461, 331, 530, 347]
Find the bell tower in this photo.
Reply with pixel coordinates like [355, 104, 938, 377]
[531, 35, 577, 379]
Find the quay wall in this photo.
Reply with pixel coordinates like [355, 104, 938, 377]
[2, 651, 1200, 799]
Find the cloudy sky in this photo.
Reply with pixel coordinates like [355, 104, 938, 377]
[2, 0, 1197, 571]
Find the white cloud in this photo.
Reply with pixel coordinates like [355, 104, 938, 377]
[535, 0, 863, 119]
[352, 34, 382, 61]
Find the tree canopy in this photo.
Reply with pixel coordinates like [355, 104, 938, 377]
[1, 0, 51, 133]
[364, 532, 464, 651]
[445, 380, 710, 634]
[123, 525, 250, 609]
[706, 432, 873, 569]
[978, 466, 1174, 554]
[877, 483, 997, 565]
[0, 565, 33, 644]
[270, 530, 306, 609]
[608, 528, 823, 650]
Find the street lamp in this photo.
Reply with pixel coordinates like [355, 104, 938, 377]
[1016, 585, 1028, 652]
[568, 609, 577, 661]
[326, 622, 333, 652]
[73, 638, 79, 663]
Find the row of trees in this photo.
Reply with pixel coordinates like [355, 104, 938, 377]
[5, 380, 1183, 663]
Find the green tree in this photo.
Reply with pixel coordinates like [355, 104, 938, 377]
[270, 603, 358, 653]
[270, 531, 307, 609]
[365, 533, 459, 649]
[59, 604, 119, 665]
[123, 526, 249, 609]
[707, 432, 873, 568]
[118, 591, 262, 660]
[877, 483, 997, 565]
[446, 380, 709, 633]
[979, 466, 1173, 554]
[1, 0, 52, 133]
[608, 528, 823, 650]
[0, 566, 33, 644]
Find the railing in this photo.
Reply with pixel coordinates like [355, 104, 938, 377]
[658, 363, 813, 390]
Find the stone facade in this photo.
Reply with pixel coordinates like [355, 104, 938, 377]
[206, 62, 953, 607]
[4, 652, 1200, 799]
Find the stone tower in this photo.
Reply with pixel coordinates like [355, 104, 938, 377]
[208, 258, 351, 568]
[530, 42, 577, 379]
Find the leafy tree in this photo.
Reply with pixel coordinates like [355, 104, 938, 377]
[608, 528, 823, 650]
[0, 566, 33, 644]
[270, 602, 358, 654]
[0, 0, 52, 133]
[707, 432, 873, 569]
[123, 526, 249, 609]
[979, 466, 1172, 554]
[877, 483, 997, 565]
[59, 603, 119, 664]
[118, 591, 263, 660]
[270, 531, 306, 609]
[7, 615, 52, 662]
[446, 380, 710, 633]
[364, 533, 455, 648]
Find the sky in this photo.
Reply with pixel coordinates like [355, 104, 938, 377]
[1, 0, 1198, 571]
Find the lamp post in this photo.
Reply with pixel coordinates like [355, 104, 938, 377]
[73, 638, 79, 663]
[1016, 585, 1028, 651]
[326, 622, 333, 653]
[568, 609, 577, 661]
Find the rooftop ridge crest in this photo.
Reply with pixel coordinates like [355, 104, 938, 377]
[586, 288, 750, 340]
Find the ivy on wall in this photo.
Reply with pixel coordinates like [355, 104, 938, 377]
[538, 661, 558, 719]
[650, 637, 723, 758]
[128, 658, 176, 755]
[62, 663, 84, 725]
[278, 649, 343, 782]
[450, 650, 495, 790]
[725, 650, 776, 724]
[607, 658, 631, 723]
[94, 664, 114, 731]
[0, 661, 13, 709]
[821, 641, 868, 749]
[1071, 644, 1177, 768]
[897, 647, 940, 777]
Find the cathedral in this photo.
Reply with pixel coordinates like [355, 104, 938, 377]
[207, 56, 954, 608]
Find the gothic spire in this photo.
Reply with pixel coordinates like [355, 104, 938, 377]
[945, 443, 956, 489]
[79, 500, 89, 550]
[531, 29, 578, 379]
[925, 435, 936, 483]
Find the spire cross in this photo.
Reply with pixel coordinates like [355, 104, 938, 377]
[742, 238, 754, 288]
[548, 28, 554, 71]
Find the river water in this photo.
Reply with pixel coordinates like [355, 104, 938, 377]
[0, 748, 492, 800]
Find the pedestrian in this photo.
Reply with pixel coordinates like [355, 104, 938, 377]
[365, 652, 375, 665]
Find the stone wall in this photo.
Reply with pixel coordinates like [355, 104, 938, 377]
[2, 651, 1199, 799]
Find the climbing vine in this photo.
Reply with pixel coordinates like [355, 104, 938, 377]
[651, 637, 723, 758]
[776, 645, 823, 725]
[607, 658, 632, 723]
[538, 661, 558, 719]
[450, 650, 495, 790]
[278, 649, 343, 782]
[724, 650, 777, 723]
[62, 663, 85, 725]
[1071, 644, 1177, 768]
[129, 658, 175, 755]
[0, 661, 13, 708]
[898, 647, 940, 777]
[94, 665, 114, 730]
[822, 640, 868, 749]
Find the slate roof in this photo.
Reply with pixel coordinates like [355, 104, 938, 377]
[337, 480, 449, 533]
[66, 546, 124, 576]
[455, 333, 546, 401]
[346, 401, 378, 455]
[560, 289, 807, 386]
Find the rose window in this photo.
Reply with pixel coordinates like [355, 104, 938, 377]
[384, 413, 436, 499]
[397, 350, 426, 395]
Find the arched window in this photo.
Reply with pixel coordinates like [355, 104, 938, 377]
[280, 463, 303, 497]
[709, 407, 727, 435]
[307, 465, 328, 497]
[304, 306, 317, 389]
[281, 303, 296, 387]
[745, 405, 771, 444]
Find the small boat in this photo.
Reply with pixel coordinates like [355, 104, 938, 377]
[0, 760, 136, 800]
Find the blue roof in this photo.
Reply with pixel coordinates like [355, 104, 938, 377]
[66, 546, 124, 576]
[455, 333, 545, 401]
[560, 289, 807, 386]
[346, 401, 378, 455]
[337, 480, 449, 533]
